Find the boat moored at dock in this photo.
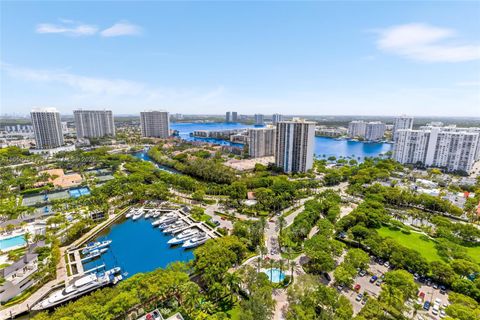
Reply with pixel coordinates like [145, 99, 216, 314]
[167, 229, 200, 245]
[81, 240, 112, 255]
[32, 267, 122, 310]
[182, 234, 209, 249]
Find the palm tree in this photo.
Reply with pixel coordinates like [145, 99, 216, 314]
[23, 231, 31, 250]
[289, 261, 296, 283]
[269, 259, 275, 283]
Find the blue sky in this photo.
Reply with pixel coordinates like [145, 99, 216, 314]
[1, 1, 479, 116]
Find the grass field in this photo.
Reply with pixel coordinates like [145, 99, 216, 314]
[377, 227, 442, 262]
[377, 227, 480, 264]
[465, 246, 480, 264]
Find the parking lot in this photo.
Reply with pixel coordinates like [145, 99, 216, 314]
[337, 257, 450, 318]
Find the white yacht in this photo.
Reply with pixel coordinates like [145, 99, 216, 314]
[144, 210, 153, 219]
[82, 248, 108, 261]
[132, 209, 144, 221]
[182, 234, 209, 249]
[158, 217, 179, 230]
[81, 240, 112, 255]
[125, 209, 135, 218]
[32, 267, 121, 310]
[168, 229, 200, 245]
[152, 212, 177, 226]
[163, 221, 186, 233]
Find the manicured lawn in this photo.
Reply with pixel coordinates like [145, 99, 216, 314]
[377, 227, 442, 262]
[465, 246, 480, 264]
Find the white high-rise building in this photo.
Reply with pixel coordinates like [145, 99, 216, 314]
[30, 108, 64, 149]
[393, 115, 414, 141]
[272, 113, 284, 124]
[248, 127, 275, 158]
[365, 121, 386, 141]
[275, 118, 316, 173]
[74, 110, 115, 139]
[254, 114, 265, 126]
[140, 111, 170, 138]
[348, 121, 367, 138]
[393, 126, 480, 173]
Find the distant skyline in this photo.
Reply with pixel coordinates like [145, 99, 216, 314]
[1, 1, 479, 116]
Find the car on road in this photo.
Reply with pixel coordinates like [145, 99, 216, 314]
[355, 293, 363, 302]
[423, 301, 430, 311]
[370, 275, 378, 283]
[322, 272, 331, 282]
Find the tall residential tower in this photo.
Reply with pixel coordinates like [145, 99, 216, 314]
[275, 118, 315, 173]
[140, 111, 170, 138]
[248, 127, 275, 158]
[30, 108, 64, 149]
[74, 110, 115, 139]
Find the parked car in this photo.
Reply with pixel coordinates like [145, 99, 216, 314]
[359, 270, 367, 277]
[337, 284, 344, 291]
[370, 275, 378, 283]
[323, 272, 331, 282]
[376, 280, 383, 286]
[355, 293, 363, 302]
[423, 301, 431, 311]
[440, 285, 447, 294]
[433, 283, 439, 289]
[418, 291, 425, 300]
[384, 261, 390, 267]
[354, 284, 361, 291]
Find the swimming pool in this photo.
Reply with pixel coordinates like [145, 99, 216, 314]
[69, 187, 91, 198]
[264, 268, 286, 283]
[0, 235, 26, 251]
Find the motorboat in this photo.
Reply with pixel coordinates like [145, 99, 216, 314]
[152, 212, 177, 226]
[165, 223, 189, 234]
[168, 229, 200, 245]
[162, 221, 186, 233]
[132, 210, 144, 221]
[182, 234, 209, 249]
[125, 209, 135, 218]
[144, 210, 153, 219]
[157, 217, 179, 230]
[82, 248, 108, 261]
[32, 267, 121, 310]
[81, 240, 112, 255]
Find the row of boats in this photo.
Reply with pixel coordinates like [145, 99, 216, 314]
[126, 208, 210, 249]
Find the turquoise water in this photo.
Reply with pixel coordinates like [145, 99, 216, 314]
[0, 235, 26, 250]
[82, 218, 194, 279]
[170, 122, 391, 159]
[264, 268, 286, 283]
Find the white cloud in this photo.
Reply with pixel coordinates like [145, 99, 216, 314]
[376, 23, 480, 62]
[1, 63, 225, 111]
[35, 22, 98, 36]
[100, 22, 142, 37]
[35, 20, 142, 38]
